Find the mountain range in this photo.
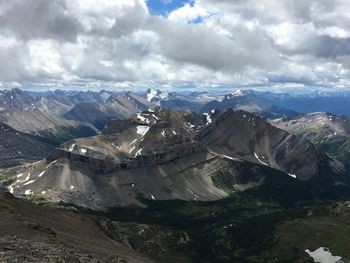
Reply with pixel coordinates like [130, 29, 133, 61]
[2, 87, 350, 262]
[9, 108, 349, 210]
[257, 90, 350, 115]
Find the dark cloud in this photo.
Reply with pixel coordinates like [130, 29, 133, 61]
[0, 43, 27, 81]
[285, 35, 350, 59]
[153, 18, 281, 72]
[0, 0, 81, 42]
[307, 36, 350, 58]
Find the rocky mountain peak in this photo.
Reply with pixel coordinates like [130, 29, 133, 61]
[146, 88, 169, 102]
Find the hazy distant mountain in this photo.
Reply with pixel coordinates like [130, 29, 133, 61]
[160, 99, 204, 112]
[257, 91, 350, 115]
[142, 89, 299, 118]
[201, 90, 267, 112]
[48, 89, 114, 105]
[0, 88, 36, 111]
[0, 88, 72, 116]
[0, 111, 98, 145]
[0, 88, 117, 116]
[144, 90, 243, 111]
[189, 91, 225, 102]
[8, 87, 350, 119]
[200, 89, 298, 119]
[272, 112, 350, 168]
[34, 96, 73, 116]
[11, 108, 347, 209]
[63, 102, 121, 131]
[64, 92, 152, 130]
[109, 92, 153, 115]
[2, 87, 350, 117]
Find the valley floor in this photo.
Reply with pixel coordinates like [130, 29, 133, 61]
[2, 188, 350, 263]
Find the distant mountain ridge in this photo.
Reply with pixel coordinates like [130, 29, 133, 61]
[64, 92, 152, 130]
[143, 88, 299, 118]
[271, 112, 350, 168]
[0, 122, 55, 167]
[200, 90, 299, 119]
[2, 87, 350, 117]
[256, 91, 350, 115]
[0, 88, 36, 111]
[0, 88, 117, 116]
[0, 111, 98, 145]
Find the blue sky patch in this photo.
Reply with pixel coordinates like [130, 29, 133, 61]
[146, 0, 193, 16]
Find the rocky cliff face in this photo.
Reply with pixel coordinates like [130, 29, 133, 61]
[10, 108, 349, 210]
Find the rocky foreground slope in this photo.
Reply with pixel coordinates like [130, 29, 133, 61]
[10, 108, 349, 210]
[0, 192, 153, 263]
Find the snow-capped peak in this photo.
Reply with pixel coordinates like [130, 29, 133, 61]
[146, 89, 168, 102]
[231, 89, 244, 96]
[146, 89, 158, 102]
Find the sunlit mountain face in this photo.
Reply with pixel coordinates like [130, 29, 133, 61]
[1, 1, 350, 263]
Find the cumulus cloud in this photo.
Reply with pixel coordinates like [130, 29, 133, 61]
[0, 0, 81, 41]
[0, 0, 349, 89]
[167, 3, 208, 23]
[155, 18, 280, 72]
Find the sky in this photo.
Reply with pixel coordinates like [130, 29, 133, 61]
[0, 0, 350, 91]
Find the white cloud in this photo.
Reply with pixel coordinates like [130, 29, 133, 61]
[0, 0, 349, 89]
[167, 3, 208, 23]
[26, 40, 67, 79]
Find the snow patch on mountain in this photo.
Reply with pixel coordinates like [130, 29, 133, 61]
[24, 189, 32, 195]
[203, 112, 212, 125]
[136, 125, 150, 137]
[305, 247, 341, 263]
[232, 89, 244, 96]
[134, 148, 142, 157]
[137, 113, 150, 124]
[24, 180, 35, 186]
[288, 173, 297, 179]
[68, 144, 76, 152]
[37, 171, 45, 178]
[254, 153, 269, 166]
